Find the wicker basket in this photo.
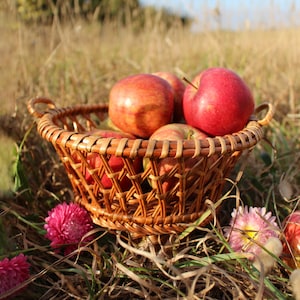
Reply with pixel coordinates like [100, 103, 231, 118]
[28, 97, 274, 238]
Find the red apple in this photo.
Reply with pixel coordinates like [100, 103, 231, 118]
[145, 123, 211, 193]
[108, 73, 175, 138]
[152, 72, 186, 122]
[183, 67, 255, 136]
[282, 211, 300, 269]
[73, 129, 142, 189]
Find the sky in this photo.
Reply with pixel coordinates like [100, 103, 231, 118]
[139, 0, 300, 30]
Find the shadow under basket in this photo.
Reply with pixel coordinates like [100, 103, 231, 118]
[28, 98, 274, 238]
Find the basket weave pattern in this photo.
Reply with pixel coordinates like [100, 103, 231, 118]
[28, 97, 273, 237]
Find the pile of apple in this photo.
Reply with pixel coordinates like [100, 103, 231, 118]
[80, 67, 255, 191]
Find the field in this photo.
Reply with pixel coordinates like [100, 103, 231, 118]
[0, 4, 300, 299]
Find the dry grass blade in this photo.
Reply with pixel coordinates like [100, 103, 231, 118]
[115, 262, 162, 297]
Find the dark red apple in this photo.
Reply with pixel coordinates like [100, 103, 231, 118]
[145, 123, 210, 193]
[183, 67, 255, 136]
[73, 129, 142, 189]
[108, 73, 175, 138]
[282, 211, 300, 269]
[152, 72, 186, 122]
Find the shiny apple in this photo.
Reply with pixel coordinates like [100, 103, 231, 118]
[108, 73, 174, 138]
[183, 67, 255, 136]
[152, 72, 186, 122]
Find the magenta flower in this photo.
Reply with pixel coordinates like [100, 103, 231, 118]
[44, 202, 94, 255]
[0, 253, 30, 299]
[224, 206, 279, 258]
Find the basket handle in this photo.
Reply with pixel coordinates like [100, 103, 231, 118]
[254, 102, 275, 126]
[27, 97, 57, 118]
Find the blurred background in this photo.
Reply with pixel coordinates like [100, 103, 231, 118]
[140, 0, 300, 30]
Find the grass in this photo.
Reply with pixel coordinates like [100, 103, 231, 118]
[0, 135, 15, 191]
[0, 4, 300, 299]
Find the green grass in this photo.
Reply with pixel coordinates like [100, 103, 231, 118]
[0, 135, 15, 191]
[0, 4, 299, 299]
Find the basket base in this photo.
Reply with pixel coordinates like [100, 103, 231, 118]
[75, 195, 220, 239]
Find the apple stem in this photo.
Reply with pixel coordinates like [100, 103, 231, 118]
[183, 77, 198, 90]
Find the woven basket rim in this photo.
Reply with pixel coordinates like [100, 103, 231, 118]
[27, 97, 274, 159]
